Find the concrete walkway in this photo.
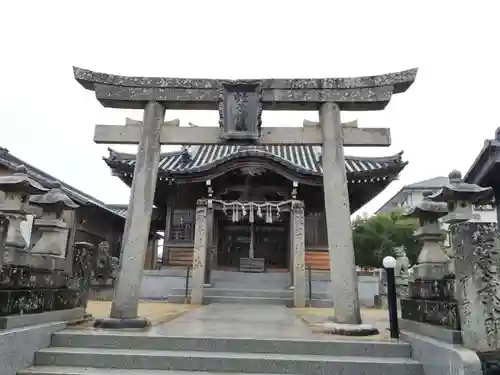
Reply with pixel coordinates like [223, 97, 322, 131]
[154, 304, 315, 339]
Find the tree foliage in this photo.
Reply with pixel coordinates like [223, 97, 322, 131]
[352, 209, 422, 267]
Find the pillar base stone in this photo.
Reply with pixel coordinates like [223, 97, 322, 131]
[322, 322, 379, 336]
[93, 316, 151, 329]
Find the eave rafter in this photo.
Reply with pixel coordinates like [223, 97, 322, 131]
[74, 67, 418, 111]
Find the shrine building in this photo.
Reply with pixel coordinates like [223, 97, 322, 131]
[105, 143, 407, 272]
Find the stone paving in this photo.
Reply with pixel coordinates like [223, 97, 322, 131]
[155, 304, 314, 339]
[78, 302, 395, 342]
[151, 304, 395, 342]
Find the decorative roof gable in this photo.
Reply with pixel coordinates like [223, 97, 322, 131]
[106, 145, 406, 179]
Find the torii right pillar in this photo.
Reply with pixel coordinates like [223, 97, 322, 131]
[320, 102, 361, 325]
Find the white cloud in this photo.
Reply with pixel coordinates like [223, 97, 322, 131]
[0, 0, 498, 215]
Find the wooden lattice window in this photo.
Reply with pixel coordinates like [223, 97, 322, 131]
[305, 212, 328, 247]
[169, 210, 195, 242]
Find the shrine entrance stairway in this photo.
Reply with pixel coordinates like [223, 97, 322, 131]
[20, 304, 423, 375]
[167, 270, 332, 307]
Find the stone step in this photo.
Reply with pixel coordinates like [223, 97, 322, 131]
[51, 331, 412, 357]
[208, 296, 293, 306]
[310, 299, 333, 308]
[168, 293, 331, 307]
[19, 367, 275, 375]
[169, 288, 330, 301]
[210, 271, 290, 285]
[34, 347, 423, 375]
[171, 288, 293, 298]
[168, 294, 190, 303]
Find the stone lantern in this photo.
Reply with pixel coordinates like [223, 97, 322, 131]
[430, 172, 500, 351]
[429, 169, 494, 273]
[0, 165, 47, 248]
[428, 169, 494, 224]
[29, 181, 79, 257]
[399, 190, 463, 332]
[405, 191, 449, 279]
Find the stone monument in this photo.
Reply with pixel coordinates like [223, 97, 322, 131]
[74, 66, 418, 329]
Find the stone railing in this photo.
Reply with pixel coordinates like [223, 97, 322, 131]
[0, 241, 96, 317]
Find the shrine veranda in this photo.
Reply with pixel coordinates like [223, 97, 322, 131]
[74, 67, 418, 328]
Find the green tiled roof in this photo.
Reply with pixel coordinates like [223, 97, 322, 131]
[106, 145, 405, 178]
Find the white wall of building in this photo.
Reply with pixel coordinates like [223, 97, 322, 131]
[389, 188, 497, 223]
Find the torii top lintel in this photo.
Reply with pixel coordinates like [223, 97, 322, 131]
[73, 67, 418, 112]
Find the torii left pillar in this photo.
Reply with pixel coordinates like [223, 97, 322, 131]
[320, 102, 361, 325]
[95, 101, 165, 329]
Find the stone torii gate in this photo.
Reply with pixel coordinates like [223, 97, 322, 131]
[74, 67, 417, 329]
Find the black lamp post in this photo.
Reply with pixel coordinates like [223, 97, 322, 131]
[383, 255, 399, 339]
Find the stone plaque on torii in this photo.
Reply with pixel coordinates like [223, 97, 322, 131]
[74, 67, 418, 330]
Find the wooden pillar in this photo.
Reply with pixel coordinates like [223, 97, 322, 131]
[493, 186, 500, 225]
[213, 213, 219, 268]
[289, 210, 295, 288]
[162, 206, 172, 266]
[191, 200, 208, 304]
[248, 222, 255, 259]
[292, 200, 306, 307]
[144, 235, 156, 270]
[204, 204, 214, 286]
[152, 237, 158, 267]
